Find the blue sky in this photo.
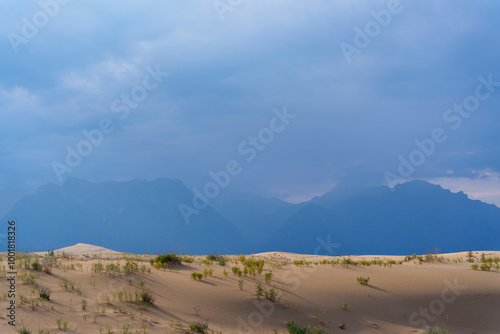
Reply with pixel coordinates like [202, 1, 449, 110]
[1, 0, 500, 216]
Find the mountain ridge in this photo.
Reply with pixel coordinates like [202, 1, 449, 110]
[3, 178, 499, 255]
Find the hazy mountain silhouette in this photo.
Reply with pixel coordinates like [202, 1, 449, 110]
[3, 179, 499, 255]
[262, 180, 500, 255]
[4, 178, 249, 254]
[211, 191, 305, 245]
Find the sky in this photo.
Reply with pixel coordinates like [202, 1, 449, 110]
[1, 0, 500, 217]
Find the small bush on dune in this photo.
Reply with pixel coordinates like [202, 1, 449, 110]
[150, 253, 182, 269]
[17, 325, 31, 334]
[91, 261, 104, 273]
[20, 273, 36, 285]
[286, 321, 307, 334]
[286, 321, 330, 334]
[265, 271, 274, 284]
[140, 290, 155, 306]
[425, 323, 448, 334]
[42, 253, 57, 274]
[255, 282, 263, 298]
[294, 259, 310, 266]
[357, 276, 370, 285]
[480, 263, 491, 271]
[207, 254, 225, 261]
[243, 257, 265, 273]
[191, 272, 203, 280]
[189, 320, 208, 333]
[201, 259, 212, 265]
[203, 267, 214, 278]
[182, 256, 194, 263]
[466, 250, 474, 263]
[39, 288, 51, 300]
[31, 259, 42, 271]
[265, 288, 277, 302]
[155, 253, 181, 265]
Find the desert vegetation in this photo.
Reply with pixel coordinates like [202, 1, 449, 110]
[1, 247, 498, 333]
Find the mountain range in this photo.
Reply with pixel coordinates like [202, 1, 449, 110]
[3, 178, 499, 255]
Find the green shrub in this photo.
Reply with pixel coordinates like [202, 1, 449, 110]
[105, 263, 121, 275]
[155, 253, 181, 266]
[286, 321, 307, 334]
[203, 267, 214, 278]
[293, 259, 310, 266]
[218, 259, 226, 266]
[182, 256, 194, 263]
[405, 253, 418, 262]
[201, 259, 213, 266]
[207, 254, 224, 261]
[191, 272, 203, 280]
[91, 261, 104, 273]
[20, 273, 36, 285]
[17, 325, 31, 334]
[123, 260, 139, 275]
[480, 263, 491, 271]
[357, 276, 370, 285]
[42, 254, 57, 274]
[39, 288, 51, 300]
[59, 277, 69, 290]
[265, 271, 273, 284]
[425, 324, 448, 334]
[265, 288, 277, 302]
[31, 259, 42, 271]
[243, 257, 265, 273]
[255, 282, 263, 298]
[189, 320, 208, 333]
[286, 322, 330, 334]
[466, 250, 474, 263]
[471, 264, 478, 270]
[140, 290, 155, 306]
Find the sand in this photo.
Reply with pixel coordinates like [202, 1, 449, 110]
[1, 245, 499, 333]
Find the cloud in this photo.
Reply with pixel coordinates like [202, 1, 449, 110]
[425, 168, 500, 208]
[0, 0, 499, 208]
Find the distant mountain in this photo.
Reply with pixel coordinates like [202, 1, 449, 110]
[4, 179, 499, 255]
[3, 178, 250, 254]
[262, 181, 500, 255]
[210, 191, 304, 245]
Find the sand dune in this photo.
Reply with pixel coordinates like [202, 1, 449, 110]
[41, 243, 127, 256]
[1, 246, 499, 333]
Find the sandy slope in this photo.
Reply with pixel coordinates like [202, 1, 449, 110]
[1, 246, 499, 333]
[32, 243, 127, 256]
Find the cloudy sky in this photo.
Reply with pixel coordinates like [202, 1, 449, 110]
[1, 0, 499, 216]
